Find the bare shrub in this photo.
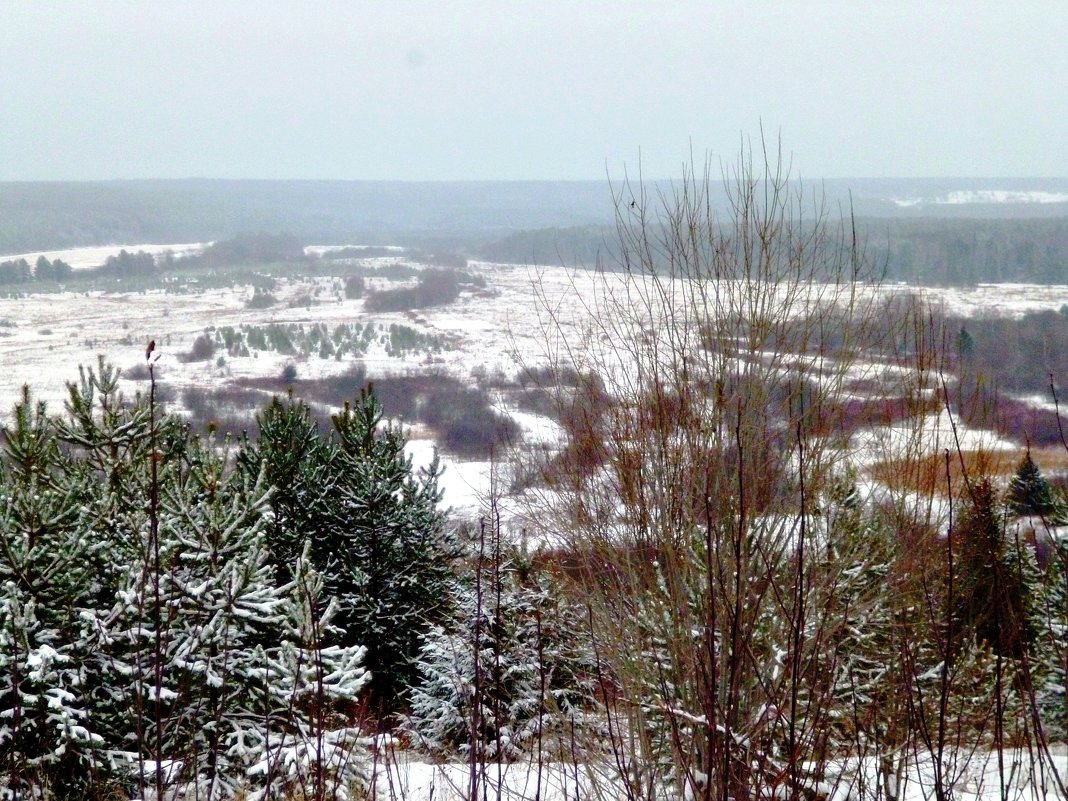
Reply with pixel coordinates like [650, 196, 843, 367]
[124, 363, 151, 381]
[423, 249, 469, 270]
[520, 364, 588, 389]
[519, 143, 913, 800]
[182, 384, 270, 437]
[255, 365, 519, 457]
[507, 145, 1068, 801]
[423, 385, 520, 458]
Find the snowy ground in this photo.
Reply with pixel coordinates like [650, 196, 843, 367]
[2, 243, 1064, 799]
[0, 242, 209, 270]
[910, 282, 1068, 319]
[363, 746, 1068, 801]
[0, 255, 591, 518]
[0, 243, 1062, 519]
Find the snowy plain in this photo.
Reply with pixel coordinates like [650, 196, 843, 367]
[0, 242, 209, 270]
[363, 746, 1068, 801]
[0, 250, 602, 519]
[0, 243, 1061, 521]
[890, 190, 1068, 208]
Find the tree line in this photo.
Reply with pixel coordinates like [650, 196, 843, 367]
[0, 255, 73, 284]
[0, 235, 310, 288]
[472, 216, 1068, 286]
[949, 306, 1068, 446]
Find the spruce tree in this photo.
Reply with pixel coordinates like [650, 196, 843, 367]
[1007, 450, 1060, 520]
[956, 478, 1035, 658]
[956, 325, 975, 363]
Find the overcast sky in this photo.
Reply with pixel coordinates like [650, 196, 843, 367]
[2, 2, 1066, 181]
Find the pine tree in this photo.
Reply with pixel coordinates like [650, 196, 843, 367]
[237, 396, 335, 584]
[327, 391, 455, 709]
[251, 543, 371, 801]
[55, 358, 154, 495]
[149, 433, 289, 798]
[407, 544, 593, 759]
[53, 358, 178, 792]
[244, 389, 459, 713]
[1037, 538, 1067, 739]
[0, 363, 387, 797]
[0, 388, 116, 797]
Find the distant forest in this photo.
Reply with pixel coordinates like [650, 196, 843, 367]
[0, 180, 616, 252]
[477, 217, 1068, 285]
[2, 179, 1068, 285]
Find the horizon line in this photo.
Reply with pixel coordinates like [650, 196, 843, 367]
[3, 175, 1068, 185]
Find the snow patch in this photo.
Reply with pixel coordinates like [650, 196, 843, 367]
[891, 190, 1068, 207]
[0, 242, 209, 271]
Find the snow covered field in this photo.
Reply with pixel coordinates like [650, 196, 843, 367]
[0, 253, 600, 517]
[364, 746, 1068, 801]
[0, 242, 209, 270]
[0, 243, 1061, 517]
[910, 282, 1068, 319]
[891, 189, 1068, 207]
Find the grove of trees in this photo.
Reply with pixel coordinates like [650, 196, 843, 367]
[0, 364, 466, 798]
[0, 255, 72, 284]
[473, 216, 1068, 287]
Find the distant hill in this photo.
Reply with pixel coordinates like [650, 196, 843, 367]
[0, 179, 617, 253]
[826, 177, 1068, 219]
[2, 177, 1067, 254]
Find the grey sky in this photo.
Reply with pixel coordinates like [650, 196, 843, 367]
[1, 2, 1066, 181]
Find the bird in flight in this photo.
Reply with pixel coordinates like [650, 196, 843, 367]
[146, 339, 156, 360]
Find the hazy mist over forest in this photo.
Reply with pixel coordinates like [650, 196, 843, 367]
[3, 3, 1067, 259]
[4, 3, 1068, 257]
